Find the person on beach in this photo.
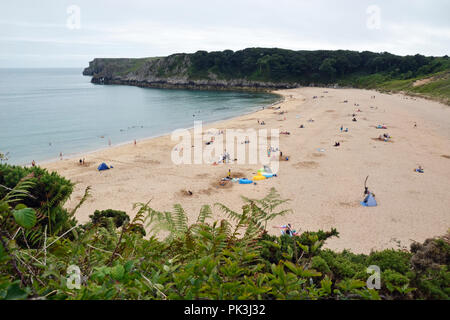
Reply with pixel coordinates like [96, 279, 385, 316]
[134, 139, 137, 146]
[60, 152, 63, 160]
[79, 159, 82, 165]
[340, 125, 343, 132]
[273, 224, 298, 236]
[31, 160, 36, 167]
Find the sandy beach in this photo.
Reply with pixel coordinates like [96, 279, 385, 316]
[43, 87, 450, 253]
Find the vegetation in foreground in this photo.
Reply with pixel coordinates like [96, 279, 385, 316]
[0, 163, 449, 300]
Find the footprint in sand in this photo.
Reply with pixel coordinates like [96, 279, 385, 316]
[311, 153, 325, 158]
[320, 215, 336, 225]
[339, 201, 359, 208]
[293, 161, 319, 169]
[198, 187, 216, 195]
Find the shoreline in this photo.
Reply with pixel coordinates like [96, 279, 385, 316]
[43, 87, 450, 254]
[29, 92, 285, 168]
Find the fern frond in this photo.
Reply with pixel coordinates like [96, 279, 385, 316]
[197, 205, 212, 224]
[69, 186, 91, 217]
[214, 203, 243, 223]
[173, 204, 188, 234]
[1, 174, 36, 204]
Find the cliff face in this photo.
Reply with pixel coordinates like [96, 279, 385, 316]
[83, 54, 299, 91]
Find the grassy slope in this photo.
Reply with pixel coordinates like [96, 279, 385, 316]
[338, 70, 450, 105]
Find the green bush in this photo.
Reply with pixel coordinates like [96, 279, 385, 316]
[367, 250, 412, 274]
[0, 173, 448, 300]
[0, 164, 75, 248]
[89, 209, 130, 228]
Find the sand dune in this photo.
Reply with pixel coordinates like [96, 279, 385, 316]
[43, 87, 450, 253]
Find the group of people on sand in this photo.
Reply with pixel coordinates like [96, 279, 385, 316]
[378, 133, 391, 141]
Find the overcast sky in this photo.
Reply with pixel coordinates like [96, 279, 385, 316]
[1, 0, 449, 68]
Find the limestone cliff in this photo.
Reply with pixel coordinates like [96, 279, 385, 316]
[83, 54, 299, 91]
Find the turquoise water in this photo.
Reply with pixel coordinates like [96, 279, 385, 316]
[0, 68, 279, 165]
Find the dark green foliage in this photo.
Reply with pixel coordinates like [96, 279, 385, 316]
[409, 235, 450, 299]
[188, 48, 449, 85]
[89, 209, 130, 228]
[367, 249, 412, 274]
[0, 164, 75, 248]
[0, 164, 73, 211]
[0, 164, 448, 300]
[318, 249, 366, 280]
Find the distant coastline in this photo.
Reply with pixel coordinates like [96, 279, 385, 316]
[83, 48, 450, 104]
[0, 68, 280, 166]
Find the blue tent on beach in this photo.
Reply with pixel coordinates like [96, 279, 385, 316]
[97, 162, 110, 171]
[361, 193, 377, 207]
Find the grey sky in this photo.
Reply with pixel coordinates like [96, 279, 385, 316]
[1, 0, 449, 68]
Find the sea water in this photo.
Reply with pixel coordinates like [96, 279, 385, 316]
[0, 68, 279, 165]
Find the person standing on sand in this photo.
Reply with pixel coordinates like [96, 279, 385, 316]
[60, 152, 63, 160]
[134, 139, 137, 146]
[32, 160, 35, 167]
